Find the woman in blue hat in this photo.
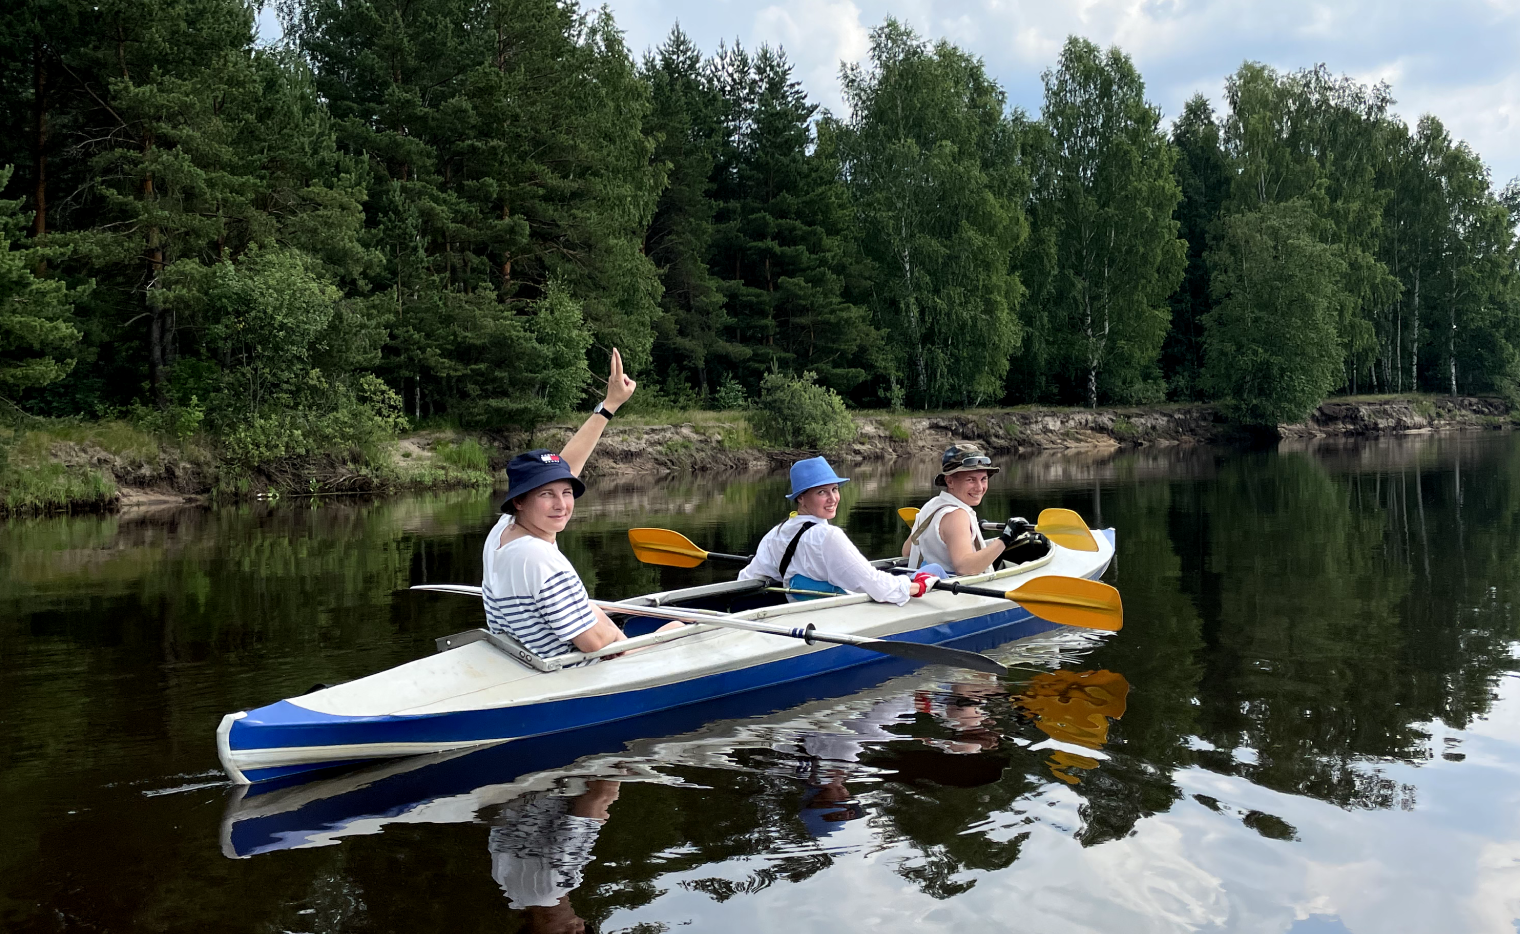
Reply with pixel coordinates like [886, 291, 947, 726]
[482, 349, 680, 661]
[738, 456, 938, 604]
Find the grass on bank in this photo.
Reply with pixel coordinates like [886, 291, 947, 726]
[0, 421, 139, 515]
[0, 417, 498, 516]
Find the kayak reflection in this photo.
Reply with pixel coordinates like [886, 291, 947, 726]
[221, 654, 1132, 917]
[787, 682, 1010, 842]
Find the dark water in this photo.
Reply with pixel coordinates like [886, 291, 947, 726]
[4, 433, 1520, 933]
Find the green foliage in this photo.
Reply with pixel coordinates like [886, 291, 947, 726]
[713, 375, 749, 410]
[1382, 117, 1517, 396]
[0, 457, 116, 515]
[216, 373, 407, 468]
[834, 20, 1026, 409]
[0, 424, 120, 516]
[750, 370, 855, 449]
[642, 29, 735, 395]
[711, 45, 879, 398]
[297, 0, 661, 418]
[1, 0, 1518, 494]
[715, 420, 761, 451]
[0, 166, 84, 391]
[659, 437, 696, 458]
[129, 397, 205, 441]
[1163, 96, 1231, 401]
[433, 437, 489, 472]
[1022, 37, 1185, 408]
[1204, 200, 1347, 425]
[1220, 64, 1399, 388]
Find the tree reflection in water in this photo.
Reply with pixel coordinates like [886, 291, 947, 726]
[6, 433, 1520, 931]
[467, 667, 1135, 924]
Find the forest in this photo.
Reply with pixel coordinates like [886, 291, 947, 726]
[2, 0, 1519, 467]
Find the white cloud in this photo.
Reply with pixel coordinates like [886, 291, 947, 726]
[604, 0, 1520, 184]
[753, 1, 871, 114]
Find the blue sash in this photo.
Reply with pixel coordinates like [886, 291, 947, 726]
[786, 574, 845, 600]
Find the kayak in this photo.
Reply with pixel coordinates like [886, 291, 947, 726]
[216, 529, 1116, 785]
[220, 649, 1126, 858]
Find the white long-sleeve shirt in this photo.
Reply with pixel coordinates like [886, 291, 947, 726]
[738, 515, 911, 606]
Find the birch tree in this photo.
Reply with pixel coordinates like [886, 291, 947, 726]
[832, 20, 1025, 409]
[1025, 37, 1184, 407]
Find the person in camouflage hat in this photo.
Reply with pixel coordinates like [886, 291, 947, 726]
[901, 442, 1046, 575]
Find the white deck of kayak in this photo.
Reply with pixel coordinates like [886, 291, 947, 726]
[288, 534, 1109, 721]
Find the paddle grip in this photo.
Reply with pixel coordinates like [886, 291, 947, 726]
[943, 581, 1009, 600]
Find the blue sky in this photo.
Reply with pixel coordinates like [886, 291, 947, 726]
[257, 1, 1520, 188]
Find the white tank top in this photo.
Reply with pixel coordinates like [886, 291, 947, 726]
[907, 490, 985, 571]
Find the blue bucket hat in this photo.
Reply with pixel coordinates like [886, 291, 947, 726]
[501, 449, 585, 513]
[786, 456, 850, 500]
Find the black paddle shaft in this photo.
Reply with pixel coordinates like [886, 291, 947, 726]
[938, 581, 1011, 600]
[797, 627, 1007, 676]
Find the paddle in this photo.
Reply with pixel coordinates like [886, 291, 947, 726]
[627, 527, 751, 569]
[627, 528, 1121, 632]
[896, 506, 1099, 553]
[593, 599, 1008, 675]
[408, 585, 1007, 675]
[936, 577, 1123, 632]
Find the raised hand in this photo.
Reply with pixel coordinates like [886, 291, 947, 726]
[605, 348, 637, 412]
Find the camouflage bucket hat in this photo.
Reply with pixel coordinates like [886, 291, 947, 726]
[934, 442, 999, 487]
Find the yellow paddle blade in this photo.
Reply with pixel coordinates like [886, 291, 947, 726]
[627, 528, 709, 569]
[897, 506, 919, 526]
[1036, 508, 1098, 552]
[1006, 576, 1122, 631]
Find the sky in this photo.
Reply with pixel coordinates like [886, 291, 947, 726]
[255, 0, 1520, 188]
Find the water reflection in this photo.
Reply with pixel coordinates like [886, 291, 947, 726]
[5, 432, 1520, 931]
[220, 659, 1133, 928]
[489, 780, 618, 932]
[1014, 669, 1130, 784]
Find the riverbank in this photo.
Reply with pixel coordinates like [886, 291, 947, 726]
[1, 394, 1510, 516]
[529, 394, 1513, 480]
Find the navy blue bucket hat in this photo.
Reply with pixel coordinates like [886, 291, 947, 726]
[501, 449, 585, 513]
[786, 456, 850, 500]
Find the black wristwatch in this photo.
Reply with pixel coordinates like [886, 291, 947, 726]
[592, 402, 617, 420]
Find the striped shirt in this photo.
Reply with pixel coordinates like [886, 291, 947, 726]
[482, 515, 597, 659]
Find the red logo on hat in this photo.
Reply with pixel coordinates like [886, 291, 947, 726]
[540, 453, 561, 464]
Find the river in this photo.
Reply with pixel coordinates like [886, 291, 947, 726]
[3, 432, 1518, 933]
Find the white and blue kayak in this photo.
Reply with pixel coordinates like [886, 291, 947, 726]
[216, 529, 1116, 785]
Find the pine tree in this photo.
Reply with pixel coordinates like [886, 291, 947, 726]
[0, 165, 83, 391]
[642, 27, 731, 397]
[296, 0, 661, 424]
[709, 45, 878, 397]
[1162, 95, 1229, 401]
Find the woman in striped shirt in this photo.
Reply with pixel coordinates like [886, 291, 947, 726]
[482, 349, 679, 660]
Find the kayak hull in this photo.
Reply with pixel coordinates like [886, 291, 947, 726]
[219, 530, 1115, 785]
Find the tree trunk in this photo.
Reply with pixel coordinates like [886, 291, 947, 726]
[143, 135, 170, 409]
[501, 203, 512, 290]
[32, 36, 47, 241]
[1409, 268, 1420, 391]
[1449, 305, 1458, 397]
